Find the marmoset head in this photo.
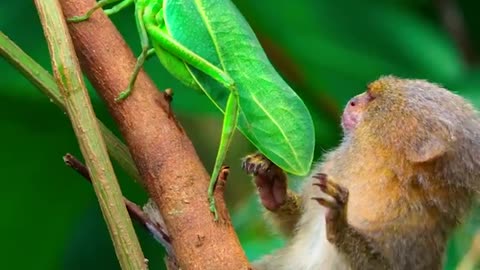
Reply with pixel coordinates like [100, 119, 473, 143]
[342, 76, 480, 163]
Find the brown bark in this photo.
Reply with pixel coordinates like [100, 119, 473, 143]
[59, 0, 250, 269]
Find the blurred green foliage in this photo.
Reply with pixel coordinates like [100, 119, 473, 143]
[1, 0, 480, 269]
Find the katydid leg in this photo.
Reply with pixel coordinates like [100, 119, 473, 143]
[104, 0, 135, 16]
[147, 48, 155, 58]
[143, 19, 235, 90]
[143, 12, 240, 219]
[115, 4, 152, 101]
[67, 0, 127, 22]
[144, 22, 241, 219]
[67, 0, 149, 101]
[208, 89, 239, 220]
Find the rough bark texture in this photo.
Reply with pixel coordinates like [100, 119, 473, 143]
[59, 0, 250, 269]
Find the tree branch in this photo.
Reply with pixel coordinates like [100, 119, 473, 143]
[34, 0, 146, 268]
[63, 153, 177, 268]
[59, 0, 250, 269]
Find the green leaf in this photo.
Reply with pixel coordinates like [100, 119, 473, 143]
[161, 0, 315, 175]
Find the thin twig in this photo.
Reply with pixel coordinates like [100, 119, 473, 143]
[64, 153, 90, 179]
[63, 154, 176, 261]
[34, 0, 146, 268]
[64, 154, 179, 269]
[163, 88, 174, 119]
[214, 166, 230, 197]
[161, 88, 183, 133]
[434, 0, 477, 66]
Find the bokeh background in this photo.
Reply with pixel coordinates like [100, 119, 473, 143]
[2, 0, 480, 269]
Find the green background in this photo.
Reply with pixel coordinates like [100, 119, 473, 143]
[2, 0, 480, 269]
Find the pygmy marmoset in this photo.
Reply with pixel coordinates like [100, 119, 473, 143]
[243, 76, 480, 270]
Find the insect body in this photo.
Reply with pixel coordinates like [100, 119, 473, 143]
[69, 0, 315, 220]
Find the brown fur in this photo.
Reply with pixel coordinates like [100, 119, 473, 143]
[244, 76, 480, 270]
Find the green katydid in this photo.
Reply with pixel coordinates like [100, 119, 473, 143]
[68, 0, 315, 220]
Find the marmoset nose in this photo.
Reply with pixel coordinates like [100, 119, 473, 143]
[348, 96, 359, 107]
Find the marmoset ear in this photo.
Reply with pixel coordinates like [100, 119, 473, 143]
[406, 136, 448, 163]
